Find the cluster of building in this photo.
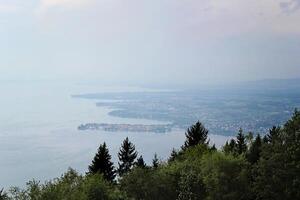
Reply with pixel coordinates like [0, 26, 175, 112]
[78, 123, 173, 133]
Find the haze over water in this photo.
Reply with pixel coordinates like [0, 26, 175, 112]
[0, 81, 230, 187]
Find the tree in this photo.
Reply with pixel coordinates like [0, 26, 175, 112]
[253, 110, 300, 199]
[245, 132, 254, 146]
[201, 152, 252, 200]
[236, 129, 247, 155]
[223, 139, 236, 155]
[88, 143, 116, 182]
[266, 126, 281, 144]
[118, 137, 138, 176]
[135, 155, 146, 168]
[246, 134, 262, 164]
[210, 144, 217, 151]
[0, 189, 8, 200]
[183, 121, 209, 149]
[152, 153, 159, 168]
[168, 148, 179, 162]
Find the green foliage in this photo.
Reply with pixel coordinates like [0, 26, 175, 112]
[168, 148, 179, 163]
[118, 137, 138, 176]
[135, 155, 146, 168]
[246, 134, 262, 164]
[253, 109, 300, 200]
[6, 169, 126, 200]
[223, 139, 237, 155]
[201, 153, 251, 200]
[152, 153, 159, 168]
[266, 126, 281, 144]
[0, 189, 8, 200]
[183, 121, 209, 149]
[4, 112, 300, 200]
[236, 129, 247, 155]
[88, 142, 116, 182]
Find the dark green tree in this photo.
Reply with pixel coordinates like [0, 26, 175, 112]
[118, 137, 138, 176]
[168, 148, 179, 162]
[0, 189, 8, 200]
[152, 153, 159, 168]
[135, 155, 146, 168]
[88, 142, 116, 182]
[210, 144, 217, 151]
[254, 110, 300, 199]
[266, 126, 281, 144]
[262, 135, 269, 144]
[246, 134, 262, 164]
[183, 121, 209, 149]
[223, 139, 236, 155]
[236, 129, 247, 155]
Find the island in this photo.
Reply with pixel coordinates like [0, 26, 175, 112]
[78, 123, 173, 133]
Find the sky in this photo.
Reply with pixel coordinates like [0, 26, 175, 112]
[0, 0, 300, 86]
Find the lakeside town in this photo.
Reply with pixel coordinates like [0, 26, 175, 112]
[78, 123, 173, 133]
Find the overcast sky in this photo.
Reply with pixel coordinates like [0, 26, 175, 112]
[0, 0, 300, 86]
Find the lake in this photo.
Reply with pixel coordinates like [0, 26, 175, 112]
[0, 81, 231, 188]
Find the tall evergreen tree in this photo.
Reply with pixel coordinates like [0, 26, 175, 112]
[168, 148, 179, 162]
[223, 139, 237, 155]
[135, 155, 146, 168]
[88, 142, 115, 182]
[236, 129, 247, 155]
[262, 135, 269, 144]
[118, 137, 138, 176]
[246, 134, 262, 164]
[0, 189, 8, 200]
[152, 153, 159, 168]
[210, 144, 217, 151]
[183, 121, 209, 149]
[254, 110, 300, 199]
[266, 126, 281, 144]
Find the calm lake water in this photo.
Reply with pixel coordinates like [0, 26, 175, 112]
[0, 81, 231, 188]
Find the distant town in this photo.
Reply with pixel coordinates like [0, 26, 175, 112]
[78, 123, 173, 133]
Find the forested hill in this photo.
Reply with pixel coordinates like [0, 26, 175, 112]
[1, 110, 300, 200]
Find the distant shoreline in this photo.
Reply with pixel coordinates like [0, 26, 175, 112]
[78, 123, 173, 133]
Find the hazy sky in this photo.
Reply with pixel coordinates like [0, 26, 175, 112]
[0, 0, 300, 86]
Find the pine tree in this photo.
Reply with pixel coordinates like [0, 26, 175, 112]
[262, 135, 269, 144]
[223, 139, 236, 155]
[183, 121, 209, 149]
[210, 144, 217, 151]
[135, 155, 146, 168]
[118, 137, 138, 176]
[168, 148, 179, 162]
[0, 188, 8, 200]
[246, 134, 262, 164]
[152, 153, 159, 168]
[88, 142, 115, 182]
[236, 129, 247, 154]
[267, 126, 281, 144]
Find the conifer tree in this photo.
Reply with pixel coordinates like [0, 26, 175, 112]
[223, 139, 236, 155]
[262, 135, 269, 144]
[210, 144, 217, 151]
[267, 126, 281, 143]
[88, 142, 115, 182]
[183, 121, 209, 149]
[246, 134, 262, 164]
[236, 129, 247, 154]
[0, 189, 8, 200]
[135, 155, 146, 168]
[152, 153, 159, 168]
[168, 148, 179, 162]
[118, 137, 138, 176]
